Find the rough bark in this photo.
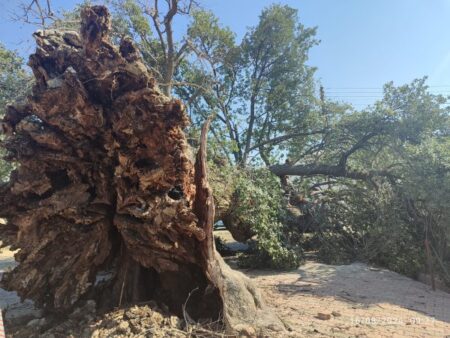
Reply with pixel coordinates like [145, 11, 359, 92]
[270, 163, 393, 181]
[0, 6, 284, 335]
[269, 130, 391, 181]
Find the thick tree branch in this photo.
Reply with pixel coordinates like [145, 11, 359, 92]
[174, 39, 190, 66]
[248, 129, 325, 152]
[148, 0, 167, 61]
[270, 126, 392, 180]
[338, 131, 378, 167]
[269, 163, 393, 181]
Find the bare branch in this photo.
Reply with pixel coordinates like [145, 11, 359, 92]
[13, 0, 57, 28]
[145, 0, 167, 60]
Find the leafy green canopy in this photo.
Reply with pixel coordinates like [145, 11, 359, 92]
[0, 44, 31, 181]
[180, 5, 319, 166]
[297, 79, 450, 280]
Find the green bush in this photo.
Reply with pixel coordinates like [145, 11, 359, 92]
[232, 168, 301, 269]
[311, 182, 427, 277]
[0, 44, 31, 182]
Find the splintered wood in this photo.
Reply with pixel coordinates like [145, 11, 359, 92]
[0, 6, 285, 336]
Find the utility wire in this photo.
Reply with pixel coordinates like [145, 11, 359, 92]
[325, 85, 450, 89]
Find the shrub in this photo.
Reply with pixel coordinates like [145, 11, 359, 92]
[232, 168, 301, 269]
[311, 181, 427, 277]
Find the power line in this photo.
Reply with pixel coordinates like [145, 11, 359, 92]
[323, 87, 450, 98]
[325, 85, 450, 89]
[318, 86, 450, 108]
[326, 91, 450, 94]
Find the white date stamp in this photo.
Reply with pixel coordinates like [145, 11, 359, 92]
[351, 316, 436, 326]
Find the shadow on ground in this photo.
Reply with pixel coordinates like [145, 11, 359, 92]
[246, 261, 450, 324]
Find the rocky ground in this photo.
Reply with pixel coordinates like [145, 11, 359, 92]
[1, 237, 450, 337]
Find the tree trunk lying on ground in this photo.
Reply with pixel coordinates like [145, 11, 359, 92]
[0, 6, 285, 336]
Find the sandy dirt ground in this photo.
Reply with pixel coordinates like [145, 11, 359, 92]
[217, 229, 450, 337]
[1, 243, 449, 337]
[0, 247, 43, 325]
[245, 262, 450, 337]
[0, 247, 19, 311]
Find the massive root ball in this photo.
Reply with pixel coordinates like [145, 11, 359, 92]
[0, 5, 285, 336]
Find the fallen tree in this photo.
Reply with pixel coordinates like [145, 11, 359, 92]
[0, 6, 285, 335]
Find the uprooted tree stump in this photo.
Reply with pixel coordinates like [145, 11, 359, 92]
[0, 5, 285, 336]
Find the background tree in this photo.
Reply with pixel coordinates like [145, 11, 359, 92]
[0, 45, 31, 181]
[180, 5, 320, 167]
[282, 79, 450, 283]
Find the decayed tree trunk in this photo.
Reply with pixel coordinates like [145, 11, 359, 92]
[0, 6, 285, 336]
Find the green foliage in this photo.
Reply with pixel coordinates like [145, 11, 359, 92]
[0, 45, 29, 109]
[176, 4, 319, 166]
[232, 168, 301, 269]
[399, 135, 450, 282]
[299, 79, 450, 281]
[241, 6, 318, 134]
[208, 161, 301, 269]
[0, 45, 31, 181]
[312, 182, 426, 277]
[188, 10, 235, 61]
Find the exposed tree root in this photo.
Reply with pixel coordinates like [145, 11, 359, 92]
[0, 5, 285, 336]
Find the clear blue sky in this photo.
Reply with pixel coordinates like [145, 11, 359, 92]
[2, 0, 450, 108]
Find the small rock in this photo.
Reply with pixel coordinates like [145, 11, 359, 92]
[316, 313, 331, 320]
[331, 311, 341, 317]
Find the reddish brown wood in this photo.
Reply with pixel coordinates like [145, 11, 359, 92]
[0, 6, 285, 335]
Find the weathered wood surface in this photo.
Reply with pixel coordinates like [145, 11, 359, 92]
[0, 6, 285, 335]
